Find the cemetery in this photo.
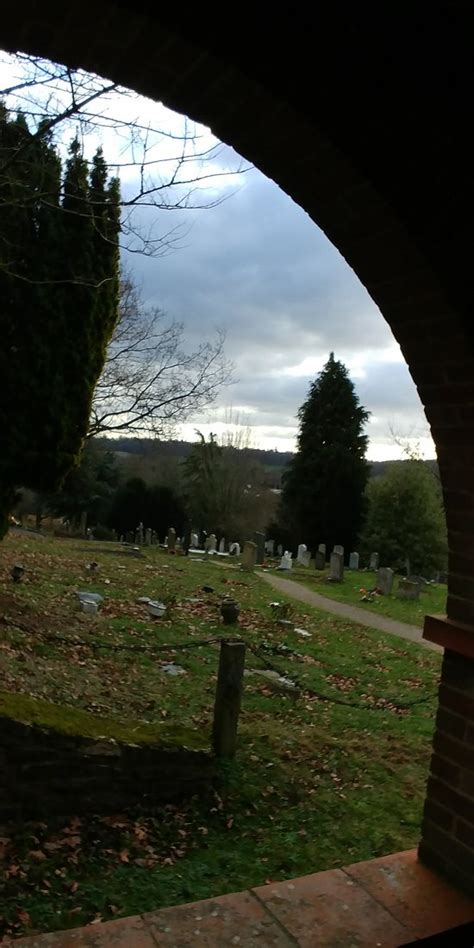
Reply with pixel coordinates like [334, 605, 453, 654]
[0, 528, 442, 938]
[287, 550, 447, 627]
[0, 10, 473, 943]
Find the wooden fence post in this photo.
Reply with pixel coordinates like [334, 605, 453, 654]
[212, 640, 246, 758]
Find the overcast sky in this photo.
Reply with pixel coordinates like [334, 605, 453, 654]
[0, 51, 435, 460]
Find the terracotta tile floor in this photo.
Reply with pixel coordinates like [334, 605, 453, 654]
[12, 849, 474, 947]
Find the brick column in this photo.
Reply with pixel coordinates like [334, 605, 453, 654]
[420, 617, 474, 892]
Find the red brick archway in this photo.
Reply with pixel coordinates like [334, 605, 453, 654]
[2, 4, 474, 893]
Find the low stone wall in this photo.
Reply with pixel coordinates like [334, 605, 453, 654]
[0, 713, 215, 820]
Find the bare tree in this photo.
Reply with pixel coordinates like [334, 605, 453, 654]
[89, 275, 233, 437]
[0, 51, 251, 266]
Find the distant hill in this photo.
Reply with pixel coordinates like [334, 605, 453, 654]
[95, 436, 438, 486]
[95, 436, 294, 468]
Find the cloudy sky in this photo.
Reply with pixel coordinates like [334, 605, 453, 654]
[0, 52, 435, 460]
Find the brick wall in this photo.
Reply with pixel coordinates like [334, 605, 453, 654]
[0, 715, 214, 819]
[420, 650, 474, 892]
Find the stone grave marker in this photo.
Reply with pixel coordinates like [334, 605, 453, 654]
[208, 533, 217, 552]
[253, 531, 265, 565]
[333, 544, 344, 558]
[167, 527, 177, 552]
[242, 540, 257, 571]
[229, 542, 241, 556]
[219, 537, 226, 553]
[145, 528, 152, 545]
[377, 567, 394, 595]
[279, 551, 293, 570]
[349, 551, 360, 570]
[297, 544, 311, 567]
[265, 539, 275, 556]
[314, 543, 326, 570]
[370, 552, 380, 571]
[398, 579, 421, 600]
[277, 544, 283, 557]
[190, 532, 199, 548]
[328, 551, 344, 582]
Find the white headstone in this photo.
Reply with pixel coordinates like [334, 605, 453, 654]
[333, 544, 344, 557]
[349, 551, 360, 570]
[279, 551, 293, 570]
[219, 537, 226, 553]
[277, 544, 283, 557]
[205, 534, 217, 553]
[229, 542, 241, 556]
[297, 544, 311, 567]
[265, 539, 275, 556]
[190, 532, 199, 548]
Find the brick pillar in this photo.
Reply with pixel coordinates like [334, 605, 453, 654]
[420, 619, 474, 893]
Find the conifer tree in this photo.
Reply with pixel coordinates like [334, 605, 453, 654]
[280, 353, 370, 553]
[0, 108, 120, 536]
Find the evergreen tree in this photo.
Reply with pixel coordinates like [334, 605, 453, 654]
[362, 460, 447, 575]
[46, 443, 120, 530]
[107, 479, 186, 538]
[0, 108, 120, 537]
[280, 353, 370, 552]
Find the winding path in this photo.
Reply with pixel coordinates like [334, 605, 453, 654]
[259, 572, 441, 652]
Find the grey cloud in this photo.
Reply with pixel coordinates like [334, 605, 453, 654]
[124, 160, 431, 456]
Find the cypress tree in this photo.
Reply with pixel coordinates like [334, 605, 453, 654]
[280, 353, 370, 552]
[0, 109, 120, 536]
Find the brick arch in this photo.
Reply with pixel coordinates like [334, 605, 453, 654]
[2, 3, 474, 893]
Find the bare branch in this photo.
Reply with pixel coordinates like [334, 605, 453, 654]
[88, 274, 233, 437]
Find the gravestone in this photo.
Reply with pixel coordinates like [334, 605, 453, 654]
[277, 544, 283, 557]
[136, 522, 144, 545]
[145, 528, 152, 546]
[190, 532, 199, 548]
[370, 552, 380, 571]
[167, 527, 176, 552]
[219, 537, 226, 553]
[297, 544, 311, 567]
[349, 551, 360, 570]
[315, 550, 325, 570]
[377, 567, 394, 595]
[253, 531, 265, 565]
[208, 533, 217, 552]
[279, 551, 293, 570]
[265, 539, 275, 556]
[333, 544, 344, 558]
[242, 540, 257, 571]
[229, 542, 241, 556]
[328, 551, 344, 582]
[398, 579, 421, 600]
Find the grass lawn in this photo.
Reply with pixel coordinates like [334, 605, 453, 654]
[286, 563, 447, 627]
[0, 532, 441, 940]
